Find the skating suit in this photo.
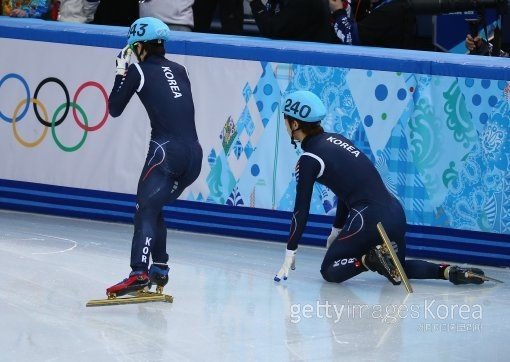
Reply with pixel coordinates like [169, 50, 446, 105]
[109, 55, 203, 272]
[287, 132, 406, 282]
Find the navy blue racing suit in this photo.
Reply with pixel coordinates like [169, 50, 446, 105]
[109, 54, 202, 272]
[288, 132, 442, 283]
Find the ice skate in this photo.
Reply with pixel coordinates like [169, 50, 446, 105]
[149, 263, 170, 293]
[447, 266, 503, 285]
[364, 245, 402, 285]
[106, 271, 150, 298]
[86, 271, 173, 307]
[375, 222, 413, 293]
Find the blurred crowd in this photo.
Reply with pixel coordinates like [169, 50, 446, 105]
[0, 0, 507, 56]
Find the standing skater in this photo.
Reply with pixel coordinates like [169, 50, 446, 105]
[106, 17, 202, 297]
[274, 90, 489, 286]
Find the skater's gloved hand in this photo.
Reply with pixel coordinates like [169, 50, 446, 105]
[274, 249, 296, 282]
[326, 226, 342, 249]
[116, 45, 132, 76]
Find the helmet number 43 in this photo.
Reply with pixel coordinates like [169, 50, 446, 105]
[284, 99, 311, 119]
[129, 23, 148, 37]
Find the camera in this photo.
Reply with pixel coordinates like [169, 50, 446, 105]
[409, 0, 510, 14]
[465, 18, 482, 36]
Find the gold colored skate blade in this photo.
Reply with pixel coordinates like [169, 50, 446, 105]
[86, 292, 173, 307]
[466, 271, 504, 284]
[376, 222, 413, 293]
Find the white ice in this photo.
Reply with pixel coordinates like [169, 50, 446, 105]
[1, 210, 509, 362]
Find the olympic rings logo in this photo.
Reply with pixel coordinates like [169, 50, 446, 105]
[0, 73, 109, 152]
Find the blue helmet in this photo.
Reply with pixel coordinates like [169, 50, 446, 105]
[128, 17, 171, 46]
[281, 90, 326, 122]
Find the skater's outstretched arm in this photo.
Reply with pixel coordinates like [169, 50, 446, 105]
[275, 154, 321, 282]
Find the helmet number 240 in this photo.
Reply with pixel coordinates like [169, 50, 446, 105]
[284, 99, 311, 119]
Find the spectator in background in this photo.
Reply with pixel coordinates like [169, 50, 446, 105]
[330, 0, 416, 49]
[2, 0, 50, 18]
[55, 0, 99, 23]
[465, 33, 509, 57]
[247, 0, 335, 43]
[139, 0, 194, 32]
[193, 0, 244, 35]
[91, 0, 138, 26]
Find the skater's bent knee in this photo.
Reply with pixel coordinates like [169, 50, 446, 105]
[321, 269, 332, 282]
[321, 269, 343, 283]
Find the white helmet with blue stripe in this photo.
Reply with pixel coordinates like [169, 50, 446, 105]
[128, 17, 171, 46]
[282, 90, 326, 122]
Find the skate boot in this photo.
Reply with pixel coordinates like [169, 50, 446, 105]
[446, 266, 485, 285]
[149, 263, 170, 289]
[106, 271, 149, 298]
[363, 245, 401, 285]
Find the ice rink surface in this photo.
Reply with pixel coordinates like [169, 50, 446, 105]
[1, 209, 509, 362]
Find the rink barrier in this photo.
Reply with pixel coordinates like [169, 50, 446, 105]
[0, 179, 509, 267]
[1, 18, 509, 79]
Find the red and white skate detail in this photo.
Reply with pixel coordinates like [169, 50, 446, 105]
[87, 273, 173, 307]
[106, 273, 149, 298]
